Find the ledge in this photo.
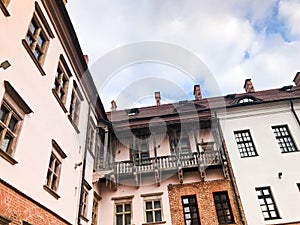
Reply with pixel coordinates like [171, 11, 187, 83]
[0, 149, 18, 165]
[142, 221, 166, 225]
[0, 1, 10, 17]
[80, 215, 89, 223]
[43, 185, 60, 199]
[22, 39, 46, 76]
[52, 89, 68, 113]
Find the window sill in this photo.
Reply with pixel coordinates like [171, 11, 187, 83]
[240, 155, 258, 158]
[67, 115, 80, 134]
[0, 149, 18, 165]
[22, 39, 46, 76]
[43, 185, 60, 199]
[142, 221, 166, 225]
[80, 215, 89, 222]
[281, 150, 300, 154]
[0, 2, 10, 16]
[52, 89, 68, 113]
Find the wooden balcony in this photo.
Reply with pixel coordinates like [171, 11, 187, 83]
[114, 150, 221, 176]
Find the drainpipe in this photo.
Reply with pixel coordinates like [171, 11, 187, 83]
[214, 112, 246, 225]
[77, 102, 91, 225]
[290, 100, 300, 127]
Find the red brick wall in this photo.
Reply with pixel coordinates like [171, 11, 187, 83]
[0, 180, 70, 225]
[168, 179, 244, 225]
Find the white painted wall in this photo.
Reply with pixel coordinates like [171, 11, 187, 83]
[218, 100, 300, 224]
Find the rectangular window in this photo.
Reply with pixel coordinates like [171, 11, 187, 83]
[115, 202, 131, 225]
[91, 194, 99, 225]
[182, 195, 200, 225]
[52, 55, 72, 111]
[255, 187, 280, 220]
[0, 81, 32, 165]
[80, 183, 89, 219]
[68, 81, 83, 132]
[180, 135, 191, 155]
[87, 120, 96, 155]
[213, 191, 234, 224]
[144, 199, 163, 223]
[234, 130, 258, 158]
[272, 125, 297, 153]
[130, 139, 149, 165]
[44, 140, 66, 198]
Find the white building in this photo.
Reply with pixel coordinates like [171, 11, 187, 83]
[0, 0, 109, 224]
[217, 77, 300, 225]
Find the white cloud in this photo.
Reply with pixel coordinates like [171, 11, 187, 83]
[67, 0, 300, 111]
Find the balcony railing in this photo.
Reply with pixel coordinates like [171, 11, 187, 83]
[115, 150, 221, 176]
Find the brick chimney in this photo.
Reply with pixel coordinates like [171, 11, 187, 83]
[83, 55, 89, 65]
[293, 72, 300, 86]
[244, 78, 255, 93]
[193, 85, 202, 100]
[155, 91, 161, 106]
[111, 100, 117, 111]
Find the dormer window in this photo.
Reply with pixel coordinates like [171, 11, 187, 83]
[237, 96, 256, 104]
[127, 108, 139, 116]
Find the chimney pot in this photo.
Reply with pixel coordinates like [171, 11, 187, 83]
[83, 55, 89, 65]
[155, 91, 161, 106]
[111, 100, 117, 111]
[193, 85, 202, 100]
[293, 72, 300, 86]
[243, 78, 255, 93]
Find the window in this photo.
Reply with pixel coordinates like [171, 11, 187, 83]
[255, 187, 280, 220]
[52, 55, 72, 112]
[182, 195, 200, 225]
[297, 183, 300, 192]
[0, 81, 32, 165]
[180, 135, 191, 155]
[80, 181, 91, 220]
[234, 130, 258, 158]
[213, 191, 234, 224]
[22, 3, 54, 75]
[144, 199, 163, 223]
[44, 140, 66, 198]
[115, 202, 132, 225]
[87, 120, 96, 155]
[0, 0, 11, 16]
[237, 97, 255, 104]
[272, 125, 297, 153]
[91, 193, 100, 225]
[130, 139, 149, 165]
[68, 81, 83, 132]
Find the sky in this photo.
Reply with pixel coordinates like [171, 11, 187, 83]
[66, 0, 300, 111]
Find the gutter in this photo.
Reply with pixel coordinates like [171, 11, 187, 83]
[290, 100, 300, 127]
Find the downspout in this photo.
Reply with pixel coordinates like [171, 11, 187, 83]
[77, 102, 91, 225]
[214, 112, 246, 225]
[290, 100, 300, 127]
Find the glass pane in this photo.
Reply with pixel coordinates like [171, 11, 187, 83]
[184, 207, 190, 213]
[154, 200, 161, 209]
[146, 201, 152, 209]
[34, 49, 41, 60]
[8, 116, 17, 131]
[0, 106, 8, 122]
[116, 204, 123, 213]
[37, 35, 45, 47]
[1, 134, 12, 152]
[125, 204, 131, 212]
[116, 215, 122, 225]
[146, 211, 153, 222]
[29, 21, 36, 34]
[189, 197, 196, 204]
[125, 214, 131, 225]
[155, 210, 162, 222]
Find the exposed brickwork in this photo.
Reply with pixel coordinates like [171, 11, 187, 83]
[0, 180, 70, 225]
[168, 180, 244, 225]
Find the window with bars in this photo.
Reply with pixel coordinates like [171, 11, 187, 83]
[255, 187, 280, 220]
[44, 140, 66, 198]
[144, 199, 163, 223]
[213, 191, 234, 224]
[52, 55, 72, 111]
[272, 125, 297, 153]
[234, 130, 258, 158]
[115, 202, 131, 225]
[182, 195, 200, 225]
